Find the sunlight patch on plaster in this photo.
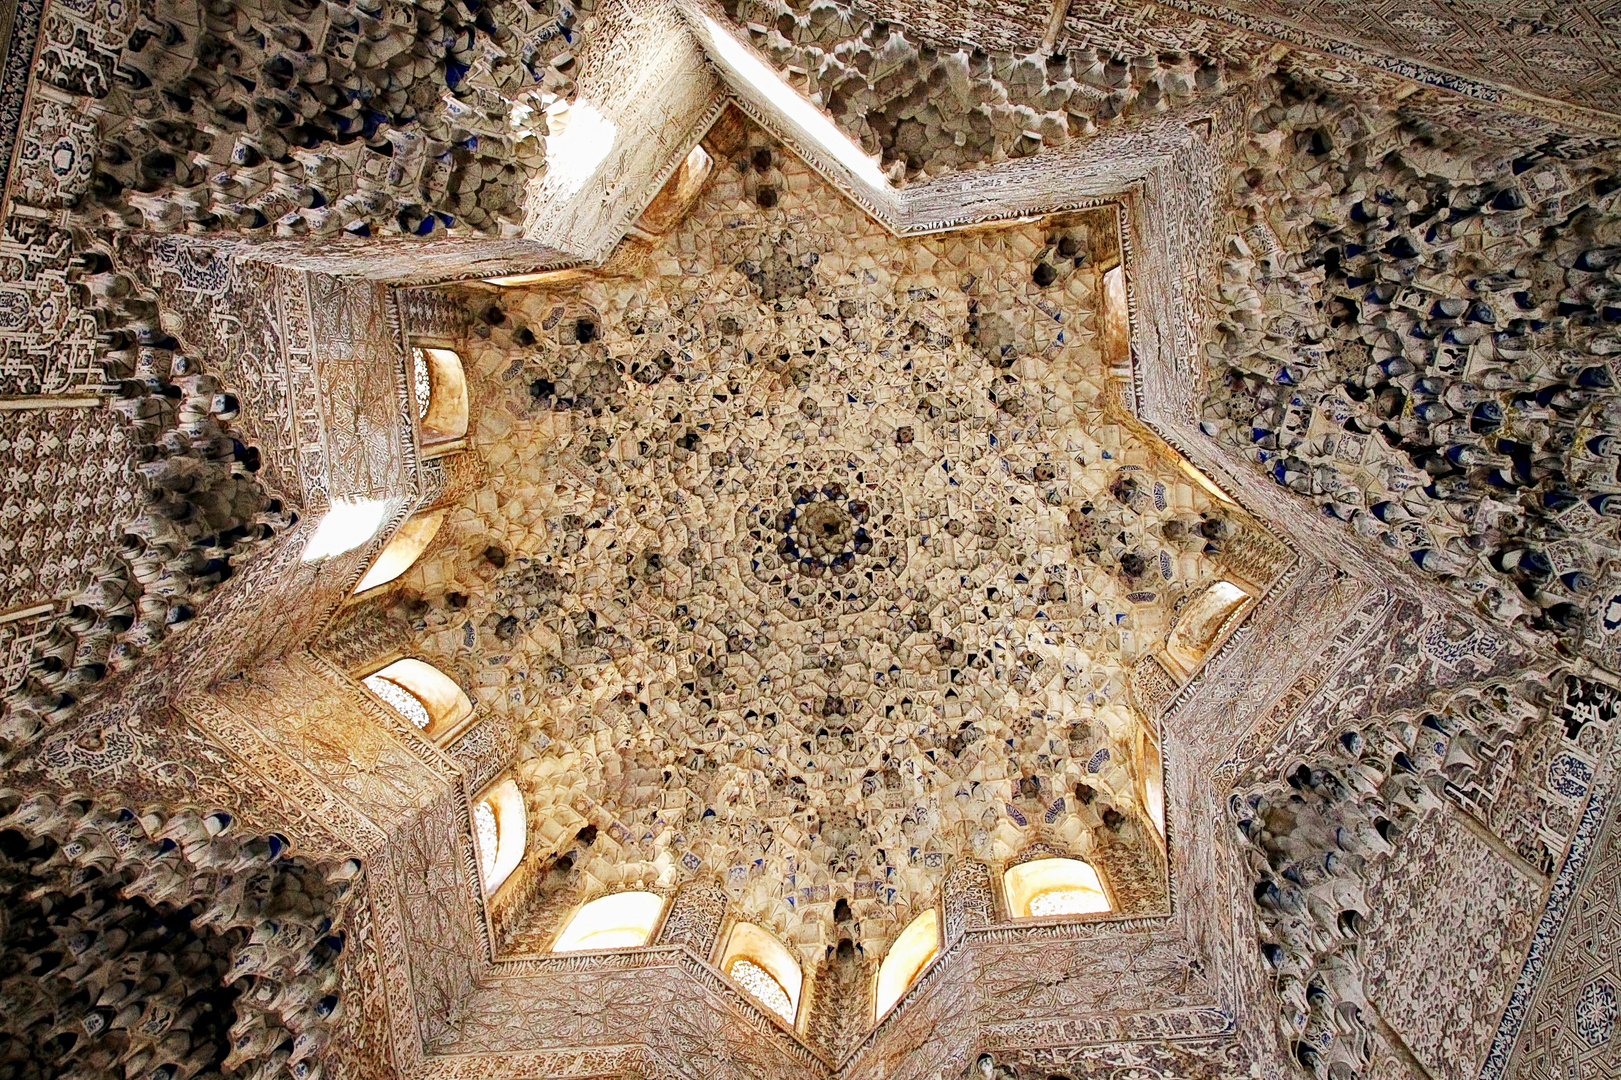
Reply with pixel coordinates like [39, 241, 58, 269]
[302, 498, 391, 561]
[544, 98, 618, 198]
[701, 14, 890, 191]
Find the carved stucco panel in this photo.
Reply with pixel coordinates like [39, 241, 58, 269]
[394, 785, 487, 1051]
[1487, 709, 1621, 1080]
[1362, 809, 1544, 1080]
[1165, 0, 1621, 117]
[0, 405, 139, 611]
[971, 929, 1219, 1028]
[329, 880, 400, 1080]
[309, 272, 417, 503]
[127, 240, 314, 507]
[0, 214, 102, 395]
[197, 652, 452, 835]
[656, 878, 729, 958]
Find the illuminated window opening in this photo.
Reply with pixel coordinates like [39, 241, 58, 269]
[410, 344, 469, 449]
[629, 143, 715, 240]
[873, 908, 938, 1020]
[699, 15, 890, 191]
[473, 778, 525, 895]
[475, 801, 498, 876]
[363, 658, 474, 743]
[552, 891, 666, 953]
[731, 959, 792, 1020]
[1102, 263, 1131, 371]
[366, 671, 429, 729]
[1162, 579, 1254, 680]
[354, 509, 446, 594]
[303, 498, 392, 562]
[1004, 858, 1112, 920]
[1139, 731, 1166, 840]
[719, 922, 802, 1025]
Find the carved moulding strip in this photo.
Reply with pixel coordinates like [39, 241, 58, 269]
[977, 1004, 1236, 1052]
[417, 946, 831, 1079]
[410, 1045, 680, 1080]
[681, 0, 1284, 238]
[995, 1033, 1256, 1077]
[203, 235, 589, 288]
[446, 714, 517, 800]
[395, 286, 474, 340]
[710, 64, 1241, 243]
[0, 0, 43, 207]
[413, 455, 463, 509]
[1481, 742, 1620, 1079]
[1151, 0, 1621, 137]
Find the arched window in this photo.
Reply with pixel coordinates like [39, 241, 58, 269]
[1003, 858, 1112, 919]
[410, 343, 469, 448]
[362, 658, 474, 743]
[873, 908, 938, 1020]
[552, 892, 666, 953]
[1162, 579, 1254, 679]
[473, 778, 525, 894]
[1138, 731, 1166, 840]
[354, 509, 446, 594]
[719, 922, 802, 1024]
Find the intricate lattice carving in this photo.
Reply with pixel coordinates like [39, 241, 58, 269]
[656, 879, 729, 958]
[942, 858, 995, 944]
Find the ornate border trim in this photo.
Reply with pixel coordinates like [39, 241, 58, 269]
[1155, 0, 1621, 136]
[1478, 774, 1615, 1078]
[0, 0, 43, 208]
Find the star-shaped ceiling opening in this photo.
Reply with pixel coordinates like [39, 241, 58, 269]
[401, 107, 1292, 971]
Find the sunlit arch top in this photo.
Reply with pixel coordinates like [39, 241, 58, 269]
[719, 921, 803, 1025]
[1004, 858, 1111, 919]
[552, 892, 667, 953]
[873, 907, 939, 1020]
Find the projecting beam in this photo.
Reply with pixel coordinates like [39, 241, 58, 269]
[1041, 0, 1072, 52]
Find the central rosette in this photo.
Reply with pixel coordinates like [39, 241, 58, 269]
[736, 462, 908, 617]
[778, 483, 872, 574]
